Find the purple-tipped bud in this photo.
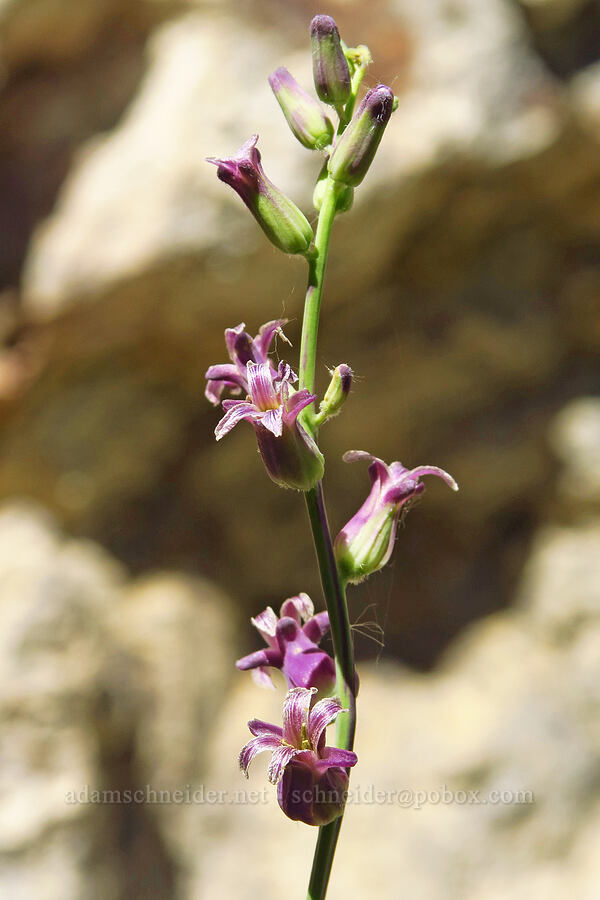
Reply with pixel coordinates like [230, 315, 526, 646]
[310, 15, 351, 111]
[269, 67, 334, 151]
[328, 85, 394, 187]
[207, 135, 313, 255]
[315, 364, 353, 425]
[334, 451, 458, 583]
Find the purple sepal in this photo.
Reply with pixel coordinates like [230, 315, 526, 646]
[277, 758, 350, 826]
[334, 450, 458, 584]
[239, 687, 357, 826]
[236, 596, 335, 694]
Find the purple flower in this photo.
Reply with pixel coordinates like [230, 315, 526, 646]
[269, 66, 334, 151]
[206, 135, 314, 255]
[213, 359, 324, 491]
[334, 450, 458, 584]
[236, 593, 335, 693]
[239, 687, 357, 826]
[328, 84, 395, 187]
[205, 319, 288, 406]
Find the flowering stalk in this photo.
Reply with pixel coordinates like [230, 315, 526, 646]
[203, 13, 453, 900]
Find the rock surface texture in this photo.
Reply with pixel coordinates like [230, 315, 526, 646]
[1, 0, 598, 663]
[0, 502, 234, 899]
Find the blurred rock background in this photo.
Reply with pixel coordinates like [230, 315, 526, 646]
[0, 0, 598, 897]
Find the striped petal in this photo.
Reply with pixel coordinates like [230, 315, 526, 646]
[248, 361, 279, 411]
[239, 734, 282, 778]
[258, 406, 284, 437]
[267, 744, 300, 784]
[250, 606, 278, 643]
[248, 719, 284, 739]
[282, 686, 316, 747]
[280, 592, 314, 624]
[307, 697, 345, 750]
[214, 400, 258, 440]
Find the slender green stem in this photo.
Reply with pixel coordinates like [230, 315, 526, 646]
[298, 164, 357, 900]
[299, 177, 339, 408]
[305, 485, 356, 737]
[307, 817, 343, 900]
[304, 485, 356, 900]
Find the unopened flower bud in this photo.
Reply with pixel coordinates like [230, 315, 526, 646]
[269, 67, 334, 151]
[315, 364, 353, 425]
[328, 84, 394, 187]
[207, 135, 313, 255]
[310, 15, 351, 111]
[313, 167, 354, 213]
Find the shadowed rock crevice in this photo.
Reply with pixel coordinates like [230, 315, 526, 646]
[0, 18, 155, 293]
[90, 696, 179, 900]
[516, 0, 600, 78]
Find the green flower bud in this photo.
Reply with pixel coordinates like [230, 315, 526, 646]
[269, 67, 334, 151]
[314, 364, 353, 425]
[328, 85, 394, 187]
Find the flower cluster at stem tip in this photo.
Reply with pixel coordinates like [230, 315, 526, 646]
[205, 13, 458, 832]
